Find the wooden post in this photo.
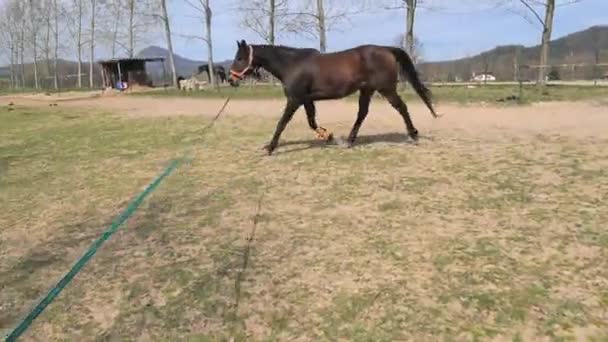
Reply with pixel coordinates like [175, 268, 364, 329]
[117, 62, 122, 88]
[100, 66, 105, 88]
[162, 59, 167, 88]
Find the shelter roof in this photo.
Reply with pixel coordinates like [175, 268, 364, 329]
[97, 57, 165, 64]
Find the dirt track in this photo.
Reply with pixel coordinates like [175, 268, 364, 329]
[2, 93, 607, 140]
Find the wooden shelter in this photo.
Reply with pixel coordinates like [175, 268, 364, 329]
[98, 57, 166, 89]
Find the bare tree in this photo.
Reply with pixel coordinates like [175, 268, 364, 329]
[517, 0, 555, 84]
[0, 29, 13, 88]
[89, 0, 96, 88]
[287, 0, 363, 52]
[404, 0, 417, 57]
[98, 0, 157, 59]
[183, 0, 216, 87]
[513, 47, 521, 81]
[65, 0, 85, 87]
[127, 0, 136, 57]
[0, 1, 18, 88]
[6, 0, 27, 88]
[384, 0, 422, 58]
[53, 0, 60, 89]
[20, 7, 27, 87]
[108, 0, 124, 58]
[43, 0, 53, 77]
[28, 0, 40, 89]
[159, 0, 178, 87]
[510, 0, 584, 84]
[238, 0, 291, 45]
[203, 0, 215, 87]
[0, 14, 9, 87]
[316, 0, 327, 52]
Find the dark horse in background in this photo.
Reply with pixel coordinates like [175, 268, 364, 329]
[198, 64, 227, 83]
[228, 40, 439, 155]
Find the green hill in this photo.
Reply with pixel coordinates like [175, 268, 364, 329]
[420, 25, 608, 81]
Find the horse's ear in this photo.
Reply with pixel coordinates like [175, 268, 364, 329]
[236, 40, 241, 47]
[240, 39, 247, 47]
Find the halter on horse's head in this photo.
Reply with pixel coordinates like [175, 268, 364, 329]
[229, 40, 254, 86]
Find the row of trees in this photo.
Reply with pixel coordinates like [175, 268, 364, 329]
[0, 0, 167, 89]
[0, 0, 582, 90]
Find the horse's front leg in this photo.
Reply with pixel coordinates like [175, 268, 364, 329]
[304, 101, 333, 142]
[347, 88, 374, 147]
[264, 100, 301, 155]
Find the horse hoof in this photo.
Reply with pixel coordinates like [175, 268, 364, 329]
[339, 138, 354, 148]
[409, 129, 419, 142]
[263, 143, 276, 155]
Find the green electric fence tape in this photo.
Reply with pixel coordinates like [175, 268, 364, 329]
[5, 158, 180, 342]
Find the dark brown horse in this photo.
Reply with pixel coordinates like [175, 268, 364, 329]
[229, 40, 439, 155]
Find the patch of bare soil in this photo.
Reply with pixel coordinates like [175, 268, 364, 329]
[1, 95, 607, 139]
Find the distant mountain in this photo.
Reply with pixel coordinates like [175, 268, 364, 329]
[136, 45, 232, 79]
[419, 25, 608, 81]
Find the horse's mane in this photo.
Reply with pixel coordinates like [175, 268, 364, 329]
[253, 44, 319, 53]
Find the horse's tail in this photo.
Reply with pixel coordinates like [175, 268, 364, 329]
[388, 47, 439, 118]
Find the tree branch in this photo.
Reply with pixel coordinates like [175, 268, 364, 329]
[175, 31, 208, 44]
[519, 0, 545, 26]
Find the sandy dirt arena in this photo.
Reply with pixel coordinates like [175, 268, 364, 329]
[1, 94, 607, 139]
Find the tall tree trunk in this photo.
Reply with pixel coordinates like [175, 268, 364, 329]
[53, 0, 59, 90]
[269, 0, 276, 85]
[33, 46, 39, 90]
[269, 0, 275, 45]
[204, 0, 215, 87]
[20, 24, 25, 87]
[405, 0, 416, 58]
[538, 0, 555, 84]
[77, 0, 83, 88]
[513, 48, 520, 82]
[111, 1, 121, 58]
[316, 0, 326, 52]
[30, 0, 40, 89]
[160, 0, 178, 87]
[45, 6, 52, 77]
[89, 0, 96, 88]
[128, 0, 135, 57]
[9, 43, 16, 88]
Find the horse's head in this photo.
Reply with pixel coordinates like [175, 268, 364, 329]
[229, 40, 254, 87]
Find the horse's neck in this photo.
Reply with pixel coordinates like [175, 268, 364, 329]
[254, 46, 296, 82]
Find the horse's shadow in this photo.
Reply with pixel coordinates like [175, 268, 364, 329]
[274, 132, 434, 155]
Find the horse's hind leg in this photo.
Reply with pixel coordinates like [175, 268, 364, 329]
[304, 101, 333, 142]
[347, 88, 374, 147]
[265, 100, 301, 155]
[380, 89, 418, 141]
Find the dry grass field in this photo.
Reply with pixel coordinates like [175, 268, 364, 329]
[1, 93, 607, 341]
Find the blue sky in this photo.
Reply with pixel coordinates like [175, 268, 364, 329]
[168, 0, 608, 62]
